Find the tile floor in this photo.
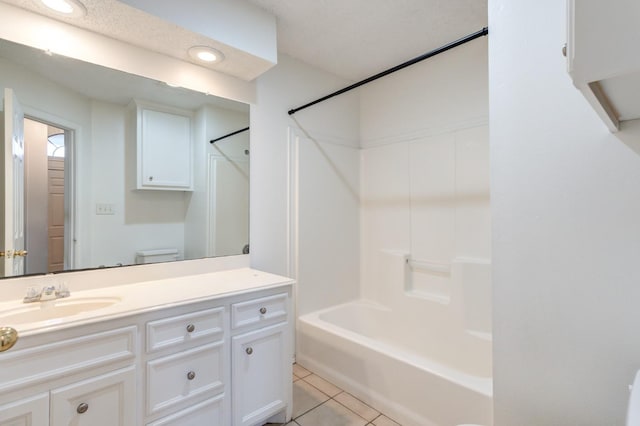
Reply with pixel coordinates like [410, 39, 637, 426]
[265, 363, 402, 426]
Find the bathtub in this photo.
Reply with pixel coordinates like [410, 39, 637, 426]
[296, 300, 493, 426]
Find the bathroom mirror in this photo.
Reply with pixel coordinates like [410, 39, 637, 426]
[0, 38, 250, 278]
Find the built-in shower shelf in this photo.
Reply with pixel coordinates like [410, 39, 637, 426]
[405, 289, 451, 305]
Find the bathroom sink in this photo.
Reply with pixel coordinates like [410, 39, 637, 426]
[0, 297, 121, 325]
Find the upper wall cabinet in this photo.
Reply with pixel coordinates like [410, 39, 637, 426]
[567, 0, 640, 132]
[133, 100, 194, 191]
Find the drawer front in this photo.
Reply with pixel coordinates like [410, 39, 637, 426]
[147, 307, 224, 353]
[231, 293, 287, 330]
[146, 395, 224, 426]
[0, 326, 136, 393]
[146, 342, 224, 416]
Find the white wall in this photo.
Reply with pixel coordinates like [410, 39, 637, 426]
[185, 104, 250, 259]
[92, 100, 187, 266]
[490, 1, 640, 424]
[250, 54, 360, 315]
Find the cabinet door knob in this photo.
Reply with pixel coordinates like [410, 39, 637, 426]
[148, 176, 154, 181]
[186, 324, 195, 333]
[0, 327, 18, 352]
[77, 403, 89, 414]
[246, 347, 253, 355]
[259, 307, 267, 314]
[187, 371, 196, 380]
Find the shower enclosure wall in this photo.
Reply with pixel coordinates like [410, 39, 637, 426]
[292, 36, 490, 426]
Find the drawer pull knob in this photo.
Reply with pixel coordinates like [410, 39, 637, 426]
[246, 347, 253, 355]
[187, 371, 196, 380]
[77, 403, 89, 414]
[259, 307, 267, 314]
[186, 324, 195, 333]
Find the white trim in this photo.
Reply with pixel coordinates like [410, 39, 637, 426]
[22, 105, 80, 271]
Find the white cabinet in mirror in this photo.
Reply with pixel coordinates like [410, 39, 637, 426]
[0, 38, 250, 278]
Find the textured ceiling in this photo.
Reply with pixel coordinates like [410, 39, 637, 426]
[0, 0, 269, 80]
[246, 0, 488, 81]
[0, 38, 248, 111]
[1, 0, 488, 83]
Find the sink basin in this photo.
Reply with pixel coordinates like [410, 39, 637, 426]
[0, 297, 121, 325]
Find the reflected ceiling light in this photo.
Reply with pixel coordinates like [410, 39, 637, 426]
[40, 0, 87, 17]
[188, 46, 224, 64]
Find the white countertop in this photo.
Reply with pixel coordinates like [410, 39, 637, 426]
[0, 267, 294, 337]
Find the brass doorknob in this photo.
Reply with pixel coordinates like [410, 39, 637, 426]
[14, 250, 28, 257]
[0, 327, 18, 352]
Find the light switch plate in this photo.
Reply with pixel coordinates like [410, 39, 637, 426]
[96, 203, 116, 215]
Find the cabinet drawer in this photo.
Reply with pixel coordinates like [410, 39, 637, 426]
[146, 395, 224, 426]
[0, 326, 136, 393]
[147, 342, 224, 416]
[146, 307, 224, 353]
[231, 293, 287, 330]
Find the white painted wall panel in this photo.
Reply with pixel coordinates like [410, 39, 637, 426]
[490, 0, 640, 424]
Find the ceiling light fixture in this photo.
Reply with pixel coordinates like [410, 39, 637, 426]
[188, 46, 224, 64]
[40, 0, 87, 18]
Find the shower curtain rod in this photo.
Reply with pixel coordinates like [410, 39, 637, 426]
[209, 126, 250, 144]
[287, 27, 489, 116]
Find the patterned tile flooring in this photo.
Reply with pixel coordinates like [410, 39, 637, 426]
[266, 363, 402, 426]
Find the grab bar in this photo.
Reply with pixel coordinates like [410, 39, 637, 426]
[406, 258, 450, 275]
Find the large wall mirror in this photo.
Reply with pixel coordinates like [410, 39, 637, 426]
[0, 38, 250, 278]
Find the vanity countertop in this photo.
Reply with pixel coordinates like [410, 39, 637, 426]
[0, 267, 294, 337]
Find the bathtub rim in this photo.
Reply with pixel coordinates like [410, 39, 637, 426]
[297, 299, 493, 398]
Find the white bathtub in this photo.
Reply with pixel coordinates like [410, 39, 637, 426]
[296, 300, 493, 426]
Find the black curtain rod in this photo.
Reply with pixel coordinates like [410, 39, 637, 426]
[210, 126, 250, 144]
[288, 27, 489, 116]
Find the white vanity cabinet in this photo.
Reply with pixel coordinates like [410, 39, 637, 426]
[231, 293, 290, 426]
[0, 280, 293, 426]
[132, 100, 194, 191]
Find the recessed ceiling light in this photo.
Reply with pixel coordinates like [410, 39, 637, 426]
[188, 46, 225, 64]
[40, 0, 87, 18]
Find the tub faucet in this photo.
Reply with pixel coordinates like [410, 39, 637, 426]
[23, 283, 70, 303]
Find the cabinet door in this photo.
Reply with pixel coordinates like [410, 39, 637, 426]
[0, 394, 48, 426]
[50, 367, 136, 426]
[139, 108, 192, 190]
[232, 322, 287, 426]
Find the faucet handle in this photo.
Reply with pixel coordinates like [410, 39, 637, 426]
[23, 287, 39, 303]
[56, 283, 70, 298]
[39, 285, 57, 301]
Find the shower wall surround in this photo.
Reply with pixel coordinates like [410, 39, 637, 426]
[294, 37, 491, 426]
[360, 39, 490, 312]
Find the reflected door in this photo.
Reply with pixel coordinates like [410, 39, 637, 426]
[48, 157, 65, 272]
[0, 88, 26, 276]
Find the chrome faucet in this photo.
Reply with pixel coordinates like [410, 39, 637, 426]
[23, 283, 70, 303]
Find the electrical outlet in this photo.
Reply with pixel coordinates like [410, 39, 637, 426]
[96, 203, 116, 215]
